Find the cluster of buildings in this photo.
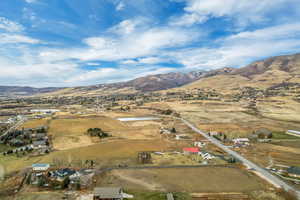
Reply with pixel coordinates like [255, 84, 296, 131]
[2, 126, 51, 156]
[0, 115, 25, 125]
[268, 165, 300, 182]
[30, 109, 60, 115]
[29, 163, 95, 190]
[183, 145, 215, 161]
[29, 163, 136, 200]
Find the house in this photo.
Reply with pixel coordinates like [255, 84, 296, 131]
[55, 168, 76, 179]
[69, 169, 95, 189]
[209, 131, 220, 136]
[31, 109, 60, 114]
[287, 166, 300, 178]
[33, 140, 47, 149]
[194, 141, 206, 148]
[175, 134, 190, 140]
[183, 147, 199, 155]
[199, 152, 215, 160]
[34, 133, 48, 140]
[93, 187, 123, 200]
[32, 163, 50, 172]
[233, 138, 249, 145]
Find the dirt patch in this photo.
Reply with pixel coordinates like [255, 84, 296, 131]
[53, 135, 95, 150]
[113, 170, 163, 191]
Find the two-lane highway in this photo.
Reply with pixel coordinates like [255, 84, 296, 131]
[181, 118, 300, 199]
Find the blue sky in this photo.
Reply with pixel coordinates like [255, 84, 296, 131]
[0, 0, 300, 87]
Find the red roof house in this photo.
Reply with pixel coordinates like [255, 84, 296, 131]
[183, 147, 199, 155]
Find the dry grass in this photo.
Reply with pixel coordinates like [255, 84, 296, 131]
[240, 143, 300, 167]
[21, 118, 49, 129]
[98, 167, 266, 193]
[164, 100, 300, 138]
[47, 115, 162, 150]
[0, 139, 171, 174]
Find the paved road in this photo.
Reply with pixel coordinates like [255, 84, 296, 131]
[181, 118, 300, 199]
[0, 119, 25, 140]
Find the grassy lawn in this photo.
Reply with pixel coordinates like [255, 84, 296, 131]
[0, 144, 13, 153]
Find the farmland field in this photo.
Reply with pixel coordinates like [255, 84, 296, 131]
[45, 114, 162, 150]
[97, 167, 267, 193]
[0, 139, 172, 174]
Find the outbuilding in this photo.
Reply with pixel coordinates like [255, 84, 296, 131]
[183, 147, 199, 155]
[32, 163, 50, 172]
[93, 187, 124, 200]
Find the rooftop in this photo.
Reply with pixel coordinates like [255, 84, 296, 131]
[32, 163, 50, 168]
[93, 187, 123, 198]
[183, 147, 199, 153]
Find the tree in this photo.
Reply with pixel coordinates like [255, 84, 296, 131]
[171, 128, 176, 133]
[87, 128, 110, 138]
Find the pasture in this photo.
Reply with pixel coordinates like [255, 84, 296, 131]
[97, 167, 266, 193]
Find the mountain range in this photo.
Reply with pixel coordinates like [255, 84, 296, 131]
[0, 53, 299, 97]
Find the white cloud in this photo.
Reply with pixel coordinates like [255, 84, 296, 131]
[121, 60, 138, 65]
[86, 62, 100, 66]
[40, 25, 200, 62]
[0, 17, 24, 32]
[65, 68, 117, 83]
[109, 19, 144, 35]
[25, 0, 38, 3]
[138, 57, 165, 64]
[172, 0, 299, 27]
[0, 34, 41, 44]
[170, 13, 208, 27]
[116, 1, 125, 11]
[170, 22, 300, 69]
[65, 66, 175, 85]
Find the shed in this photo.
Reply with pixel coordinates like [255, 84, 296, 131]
[183, 147, 199, 155]
[32, 163, 50, 171]
[93, 187, 123, 200]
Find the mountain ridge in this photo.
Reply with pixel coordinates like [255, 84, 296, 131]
[1, 53, 299, 97]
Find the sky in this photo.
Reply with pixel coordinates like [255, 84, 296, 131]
[0, 0, 300, 87]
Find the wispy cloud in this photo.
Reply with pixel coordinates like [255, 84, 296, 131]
[0, 34, 41, 44]
[0, 0, 300, 87]
[171, 0, 300, 28]
[116, 1, 125, 11]
[170, 22, 300, 69]
[24, 0, 38, 3]
[0, 17, 24, 32]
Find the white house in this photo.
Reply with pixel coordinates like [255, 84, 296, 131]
[194, 141, 206, 148]
[32, 163, 50, 171]
[31, 109, 60, 114]
[199, 152, 215, 160]
[233, 138, 249, 145]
